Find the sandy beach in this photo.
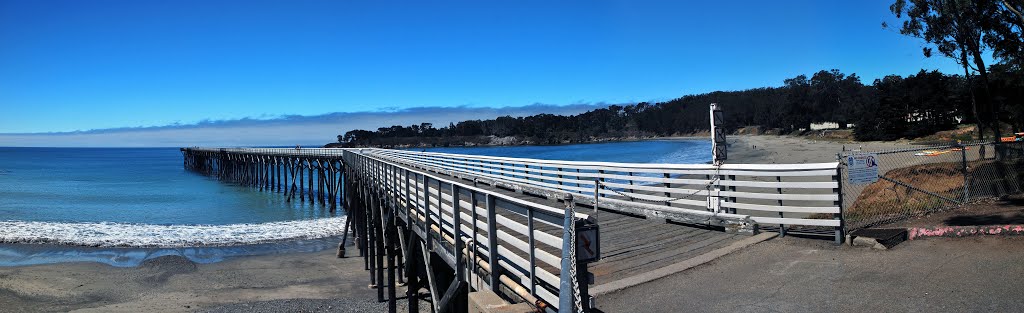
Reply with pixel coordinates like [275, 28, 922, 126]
[0, 245, 402, 313]
[0, 135, 926, 312]
[727, 135, 919, 164]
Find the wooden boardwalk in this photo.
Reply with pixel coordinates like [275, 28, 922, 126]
[421, 163, 746, 285]
[588, 212, 741, 283]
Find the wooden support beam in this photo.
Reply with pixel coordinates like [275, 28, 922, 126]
[405, 228, 420, 313]
[438, 279, 467, 313]
[420, 240, 441, 313]
[387, 209, 398, 313]
[375, 192, 386, 302]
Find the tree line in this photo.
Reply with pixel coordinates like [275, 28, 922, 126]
[332, 1, 1023, 147]
[332, 66, 1019, 147]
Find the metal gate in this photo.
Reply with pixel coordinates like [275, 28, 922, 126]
[840, 141, 1024, 230]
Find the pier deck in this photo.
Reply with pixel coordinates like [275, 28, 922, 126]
[420, 165, 746, 285]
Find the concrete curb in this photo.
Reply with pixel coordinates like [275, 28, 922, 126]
[907, 225, 1024, 240]
[589, 232, 776, 297]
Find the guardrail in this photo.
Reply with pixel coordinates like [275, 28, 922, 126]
[345, 150, 595, 312]
[364, 148, 843, 240]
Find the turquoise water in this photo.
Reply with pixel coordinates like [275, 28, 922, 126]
[0, 147, 336, 225]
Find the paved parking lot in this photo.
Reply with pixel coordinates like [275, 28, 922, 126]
[596, 236, 1024, 312]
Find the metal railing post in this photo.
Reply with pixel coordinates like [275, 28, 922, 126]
[961, 142, 970, 204]
[834, 153, 845, 245]
[452, 184, 464, 281]
[485, 194, 501, 293]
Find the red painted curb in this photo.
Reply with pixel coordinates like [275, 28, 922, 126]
[907, 225, 1024, 240]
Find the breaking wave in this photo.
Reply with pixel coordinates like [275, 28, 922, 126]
[0, 217, 347, 248]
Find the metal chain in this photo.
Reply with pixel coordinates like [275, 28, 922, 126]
[565, 200, 584, 313]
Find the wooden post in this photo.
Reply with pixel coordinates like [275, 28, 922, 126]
[308, 161, 314, 204]
[299, 160, 306, 203]
[375, 191, 386, 302]
[406, 228, 420, 313]
[664, 172, 672, 207]
[387, 203, 397, 313]
[777, 176, 786, 237]
[368, 187, 378, 289]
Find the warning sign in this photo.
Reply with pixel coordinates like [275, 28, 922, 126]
[576, 224, 600, 263]
[847, 153, 879, 185]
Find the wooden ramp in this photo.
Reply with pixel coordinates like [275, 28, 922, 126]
[585, 211, 743, 283]
[421, 165, 748, 285]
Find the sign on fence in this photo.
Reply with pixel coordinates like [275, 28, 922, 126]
[576, 224, 600, 263]
[847, 153, 879, 185]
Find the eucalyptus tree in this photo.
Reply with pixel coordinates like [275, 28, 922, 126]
[990, 1, 1024, 69]
[889, 0, 1002, 141]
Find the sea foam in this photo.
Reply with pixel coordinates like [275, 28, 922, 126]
[0, 217, 348, 247]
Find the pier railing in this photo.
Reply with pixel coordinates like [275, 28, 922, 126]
[364, 149, 843, 240]
[182, 147, 844, 241]
[345, 150, 595, 312]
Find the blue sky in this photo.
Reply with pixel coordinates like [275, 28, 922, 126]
[0, 0, 965, 145]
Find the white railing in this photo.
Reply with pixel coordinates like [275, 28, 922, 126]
[344, 150, 591, 311]
[363, 149, 842, 230]
[183, 147, 843, 230]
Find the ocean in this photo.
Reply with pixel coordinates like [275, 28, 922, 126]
[0, 139, 710, 266]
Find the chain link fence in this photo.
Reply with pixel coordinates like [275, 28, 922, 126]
[840, 141, 1024, 230]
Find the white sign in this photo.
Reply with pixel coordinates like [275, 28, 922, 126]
[847, 153, 879, 185]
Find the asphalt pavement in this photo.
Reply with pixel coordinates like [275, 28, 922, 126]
[595, 235, 1024, 312]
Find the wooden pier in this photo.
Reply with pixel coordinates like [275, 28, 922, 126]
[180, 147, 844, 313]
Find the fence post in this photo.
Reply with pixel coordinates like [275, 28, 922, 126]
[834, 153, 845, 245]
[709, 174, 722, 214]
[485, 194, 500, 293]
[558, 199, 578, 313]
[663, 172, 672, 207]
[960, 142, 970, 204]
[727, 174, 737, 214]
[452, 184, 464, 281]
[777, 175, 785, 237]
